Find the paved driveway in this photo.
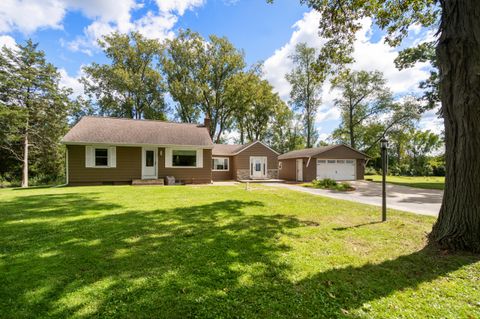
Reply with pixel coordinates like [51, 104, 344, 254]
[262, 181, 443, 216]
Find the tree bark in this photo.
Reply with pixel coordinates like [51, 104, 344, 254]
[21, 132, 29, 188]
[430, 0, 480, 252]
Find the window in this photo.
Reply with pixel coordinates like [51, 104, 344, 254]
[337, 160, 345, 164]
[145, 150, 154, 167]
[172, 150, 197, 167]
[317, 160, 326, 164]
[346, 160, 355, 164]
[95, 148, 108, 166]
[212, 157, 229, 171]
[327, 160, 336, 164]
[85, 146, 116, 168]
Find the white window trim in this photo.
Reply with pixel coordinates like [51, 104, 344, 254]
[212, 157, 229, 171]
[85, 145, 116, 168]
[165, 147, 204, 168]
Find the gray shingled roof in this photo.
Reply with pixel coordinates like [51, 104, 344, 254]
[212, 141, 279, 156]
[62, 116, 213, 147]
[212, 144, 243, 156]
[278, 144, 368, 160]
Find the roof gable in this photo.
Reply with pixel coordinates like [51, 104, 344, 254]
[212, 141, 280, 156]
[62, 116, 213, 147]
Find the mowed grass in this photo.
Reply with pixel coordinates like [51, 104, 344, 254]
[365, 175, 445, 190]
[0, 185, 478, 318]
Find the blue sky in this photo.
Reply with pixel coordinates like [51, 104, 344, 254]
[0, 0, 441, 142]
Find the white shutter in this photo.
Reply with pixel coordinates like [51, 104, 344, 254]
[109, 147, 116, 168]
[165, 148, 172, 167]
[85, 146, 94, 168]
[196, 149, 203, 168]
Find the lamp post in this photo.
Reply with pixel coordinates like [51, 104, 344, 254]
[380, 137, 388, 222]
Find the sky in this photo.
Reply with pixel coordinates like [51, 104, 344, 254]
[0, 0, 442, 142]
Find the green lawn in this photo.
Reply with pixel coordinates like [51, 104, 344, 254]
[0, 185, 478, 318]
[365, 175, 445, 190]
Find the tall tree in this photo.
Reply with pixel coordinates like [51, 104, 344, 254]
[270, 0, 480, 251]
[269, 113, 306, 153]
[406, 129, 442, 176]
[0, 40, 70, 187]
[286, 43, 322, 148]
[81, 32, 167, 120]
[162, 30, 246, 142]
[228, 69, 288, 143]
[161, 30, 203, 123]
[332, 70, 392, 149]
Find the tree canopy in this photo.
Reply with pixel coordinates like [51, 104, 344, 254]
[0, 40, 71, 187]
[81, 32, 167, 120]
[273, 0, 480, 252]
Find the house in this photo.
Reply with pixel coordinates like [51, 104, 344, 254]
[62, 116, 214, 185]
[278, 145, 369, 182]
[211, 141, 280, 181]
[61, 116, 280, 185]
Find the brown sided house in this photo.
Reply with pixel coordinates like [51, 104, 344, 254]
[62, 116, 214, 185]
[211, 141, 280, 181]
[278, 144, 369, 182]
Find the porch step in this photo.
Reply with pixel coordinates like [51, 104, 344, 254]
[238, 179, 285, 183]
[132, 179, 165, 186]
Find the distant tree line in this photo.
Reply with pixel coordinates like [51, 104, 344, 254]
[0, 30, 443, 187]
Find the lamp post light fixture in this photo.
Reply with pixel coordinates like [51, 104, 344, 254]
[380, 137, 388, 222]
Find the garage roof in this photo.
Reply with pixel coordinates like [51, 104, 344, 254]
[278, 144, 368, 160]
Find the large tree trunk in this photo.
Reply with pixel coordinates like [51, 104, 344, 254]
[430, 0, 480, 252]
[21, 133, 28, 188]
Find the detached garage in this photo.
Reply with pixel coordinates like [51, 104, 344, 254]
[278, 144, 369, 182]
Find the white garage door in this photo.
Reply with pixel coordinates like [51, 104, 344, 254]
[316, 159, 356, 181]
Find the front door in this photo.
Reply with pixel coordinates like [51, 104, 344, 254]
[250, 157, 267, 179]
[142, 147, 157, 179]
[296, 159, 303, 182]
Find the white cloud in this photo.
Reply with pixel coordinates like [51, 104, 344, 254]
[0, 34, 16, 49]
[418, 107, 444, 135]
[263, 10, 433, 135]
[59, 68, 84, 98]
[156, 0, 205, 15]
[263, 10, 324, 101]
[0, 0, 205, 53]
[0, 0, 65, 34]
[67, 0, 204, 53]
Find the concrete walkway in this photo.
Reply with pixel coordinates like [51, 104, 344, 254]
[262, 180, 443, 216]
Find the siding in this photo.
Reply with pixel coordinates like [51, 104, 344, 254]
[68, 145, 141, 185]
[157, 148, 212, 184]
[279, 158, 298, 181]
[212, 156, 234, 181]
[232, 142, 279, 179]
[68, 145, 213, 185]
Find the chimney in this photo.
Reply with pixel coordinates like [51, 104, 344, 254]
[203, 116, 212, 136]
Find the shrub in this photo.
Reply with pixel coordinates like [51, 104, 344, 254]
[309, 179, 354, 191]
[364, 166, 378, 175]
[335, 182, 353, 191]
[312, 178, 337, 188]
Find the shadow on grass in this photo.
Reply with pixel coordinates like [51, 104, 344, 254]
[332, 221, 384, 231]
[0, 192, 477, 318]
